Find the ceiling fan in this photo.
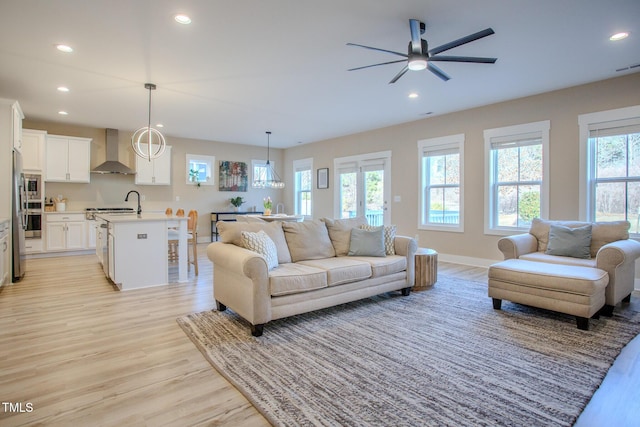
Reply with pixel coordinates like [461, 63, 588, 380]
[347, 19, 497, 83]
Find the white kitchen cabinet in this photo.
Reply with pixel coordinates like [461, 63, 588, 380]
[22, 129, 47, 172]
[87, 219, 96, 249]
[135, 145, 171, 185]
[25, 238, 43, 254]
[12, 102, 24, 153]
[45, 135, 91, 183]
[45, 213, 86, 251]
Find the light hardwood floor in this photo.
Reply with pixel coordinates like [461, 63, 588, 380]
[0, 249, 638, 426]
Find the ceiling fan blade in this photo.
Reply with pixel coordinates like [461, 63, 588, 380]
[409, 19, 422, 54]
[429, 55, 497, 64]
[427, 63, 451, 81]
[428, 28, 495, 56]
[348, 59, 407, 72]
[346, 43, 407, 58]
[389, 65, 409, 84]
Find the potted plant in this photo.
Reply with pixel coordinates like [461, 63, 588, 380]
[189, 168, 201, 187]
[263, 197, 273, 216]
[230, 196, 245, 212]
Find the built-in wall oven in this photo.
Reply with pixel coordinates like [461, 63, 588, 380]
[24, 174, 42, 239]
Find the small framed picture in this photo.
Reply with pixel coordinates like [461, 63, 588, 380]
[317, 168, 329, 189]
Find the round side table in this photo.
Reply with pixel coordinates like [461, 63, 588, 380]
[414, 248, 438, 291]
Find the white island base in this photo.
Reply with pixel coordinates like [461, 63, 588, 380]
[98, 213, 188, 290]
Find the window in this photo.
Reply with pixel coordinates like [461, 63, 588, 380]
[579, 105, 640, 235]
[251, 159, 279, 188]
[293, 158, 313, 217]
[186, 154, 214, 185]
[484, 121, 550, 234]
[418, 134, 464, 232]
[334, 151, 391, 226]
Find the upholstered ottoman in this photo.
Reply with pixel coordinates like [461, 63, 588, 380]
[488, 259, 609, 330]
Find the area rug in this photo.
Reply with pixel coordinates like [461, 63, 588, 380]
[177, 277, 640, 427]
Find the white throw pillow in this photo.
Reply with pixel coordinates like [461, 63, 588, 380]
[241, 230, 279, 270]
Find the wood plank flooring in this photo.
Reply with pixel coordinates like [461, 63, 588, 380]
[0, 249, 638, 426]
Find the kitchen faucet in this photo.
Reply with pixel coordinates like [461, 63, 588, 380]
[125, 190, 142, 215]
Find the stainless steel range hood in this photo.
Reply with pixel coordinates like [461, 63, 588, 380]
[91, 128, 136, 174]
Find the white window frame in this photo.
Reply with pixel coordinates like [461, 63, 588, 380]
[484, 120, 550, 235]
[185, 154, 215, 186]
[578, 105, 640, 235]
[417, 134, 464, 232]
[251, 159, 277, 188]
[293, 158, 313, 218]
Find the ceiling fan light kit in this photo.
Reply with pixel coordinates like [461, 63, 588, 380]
[131, 83, 166, 161]
[347, 18, 497, 83]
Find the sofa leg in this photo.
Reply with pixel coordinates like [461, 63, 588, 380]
[576, 317, 589, 331]
[401, 287, 411, 296]
[622, 293, 632, 304]
[600, 305, 614, 317]
[251, 324, 264, 337]
[215, 300, 227, 312]
[492, 298, 502, 310]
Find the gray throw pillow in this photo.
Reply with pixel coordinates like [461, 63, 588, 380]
[545, 224, 592, 259]
[348, 226, 386, 257]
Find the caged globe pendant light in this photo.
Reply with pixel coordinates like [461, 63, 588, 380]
[131, 83, 166, 161]
[253, 131, 285, 189]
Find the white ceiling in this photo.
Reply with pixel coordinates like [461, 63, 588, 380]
[0, 0, 638, 148]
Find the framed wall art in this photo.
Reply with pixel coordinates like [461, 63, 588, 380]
[219, 160, 248, 192]
[317, 168, 329, 189]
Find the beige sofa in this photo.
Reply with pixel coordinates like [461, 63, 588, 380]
[207, 217, 417, 336]
[497, 218, 640, 315]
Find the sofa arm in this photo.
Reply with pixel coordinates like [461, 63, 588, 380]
[596, 239, 640, 305]
[394, 236, 418, 286]
[497, 234, 538, 259]
[207, 242, 271, 325]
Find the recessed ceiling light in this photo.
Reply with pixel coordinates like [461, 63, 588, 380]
[610, 32, 629, 41]
[156, 123, 164, 128]
[174, 14, 191, 24]
[56, 44, 73, 53]
[58, 111, 69, 116]
[57, 86, 70, 92]
[408, 93, 419, 99]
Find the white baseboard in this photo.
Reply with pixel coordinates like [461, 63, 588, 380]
[438, 253, 640, 292]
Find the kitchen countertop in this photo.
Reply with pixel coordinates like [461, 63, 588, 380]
[96, 213, 188, 223]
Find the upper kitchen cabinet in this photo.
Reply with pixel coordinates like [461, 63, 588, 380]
[45, 135, 91, 183]
[12, 101, 24, 153]
[135, 145, 172, 185]
[22, 129, 47, 172]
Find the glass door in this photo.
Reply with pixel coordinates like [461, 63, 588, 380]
[335, 152, 390, 225]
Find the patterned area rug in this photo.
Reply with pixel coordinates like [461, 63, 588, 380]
[177, 277, 640, 427]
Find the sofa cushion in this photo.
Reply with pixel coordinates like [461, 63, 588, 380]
[268, 263, 328, 296]
[360, 224, 397, 255]
[529, 218, 630, 257]
[545, 224, 592, 259]
[298, 257, 372, 286]
[348, 226, 386, 257]
[321, 217, 368, 256]
[349, 255, 407, 278]
[282, 220, 336, 262]
[217, 220, 292, 264]
[241, 230, 278, 270]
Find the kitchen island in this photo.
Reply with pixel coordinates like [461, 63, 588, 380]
[96, 213, 188, 290]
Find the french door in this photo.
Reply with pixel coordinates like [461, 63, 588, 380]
[334, 151, 391, 226]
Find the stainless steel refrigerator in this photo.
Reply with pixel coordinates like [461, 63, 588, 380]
[12, 149, 27, 281]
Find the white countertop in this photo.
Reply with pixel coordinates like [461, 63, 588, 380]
[96, 213, 188, 223]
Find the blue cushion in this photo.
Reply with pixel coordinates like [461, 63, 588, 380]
[545, 224, 592, 259]
[348, 226, 386, 257]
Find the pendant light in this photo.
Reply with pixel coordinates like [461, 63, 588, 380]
[131, 83, 166, 161]
[253, 131, 285, 189]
